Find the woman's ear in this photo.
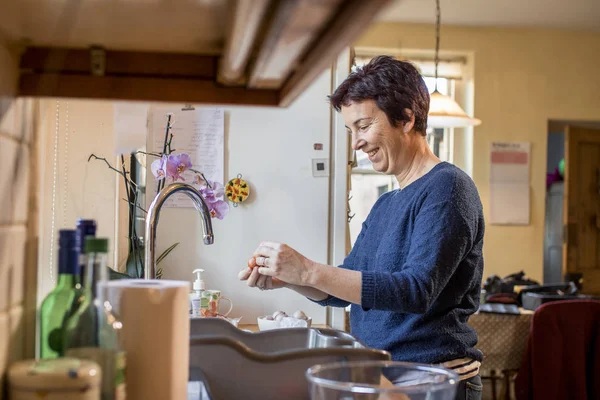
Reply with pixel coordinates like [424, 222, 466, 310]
[403, 109, 415, 133]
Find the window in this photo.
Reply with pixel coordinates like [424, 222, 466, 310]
[423, 76, 454, 164]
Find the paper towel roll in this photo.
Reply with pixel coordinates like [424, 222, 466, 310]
[105, 280, 190, 400]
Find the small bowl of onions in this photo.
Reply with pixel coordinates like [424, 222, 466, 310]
[257, 310, 312, 331]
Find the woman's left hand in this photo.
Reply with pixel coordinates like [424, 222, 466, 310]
[253, 241, 314, 287]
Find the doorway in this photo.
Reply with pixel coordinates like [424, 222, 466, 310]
[545, 120, 600, 295]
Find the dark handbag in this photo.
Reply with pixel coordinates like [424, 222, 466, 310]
[519, 282, 595, 311]
[483, 271, 540, 304]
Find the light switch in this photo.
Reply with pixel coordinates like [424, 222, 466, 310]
[312, 158, 329, 177]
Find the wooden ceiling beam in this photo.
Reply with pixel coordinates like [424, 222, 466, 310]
[218, 0, 271, 85]
[18, 73, 279, 106]
[0, 40, 19, 96]
[279, 0, 393, 107]
[20, 47, 217, 79]
[13, 0, 392, 107]
[248, 0, 344, 89]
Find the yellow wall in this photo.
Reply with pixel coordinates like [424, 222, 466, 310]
[356, 23, 600, 282]
[37, 100, 119, 300]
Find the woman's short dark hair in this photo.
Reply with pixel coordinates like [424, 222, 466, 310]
[329, 55, 430, 135]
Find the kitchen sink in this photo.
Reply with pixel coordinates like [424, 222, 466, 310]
[188, 318, 390, 399]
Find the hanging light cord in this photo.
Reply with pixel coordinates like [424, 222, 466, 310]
[434, 0, 441, 91]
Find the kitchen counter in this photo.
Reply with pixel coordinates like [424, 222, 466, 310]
[239, 324, 329, 332]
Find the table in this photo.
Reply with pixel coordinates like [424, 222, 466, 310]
[469, 309, 533, 399]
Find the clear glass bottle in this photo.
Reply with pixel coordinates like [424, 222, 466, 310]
[64, 219, 97, 322]
[63, 237, 126, 400]
[76, 218, 97, 286]
[39, 229, 80, 359]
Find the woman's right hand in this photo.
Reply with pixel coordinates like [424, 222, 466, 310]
[238, 258, 330, 302]
[238, 258, 286, 290]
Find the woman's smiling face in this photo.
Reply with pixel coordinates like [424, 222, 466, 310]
[342, 99, 415, 176]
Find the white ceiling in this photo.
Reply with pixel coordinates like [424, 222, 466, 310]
[377, 0, 600, 31]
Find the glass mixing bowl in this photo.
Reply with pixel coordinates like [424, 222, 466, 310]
[306, 360, 459, 400]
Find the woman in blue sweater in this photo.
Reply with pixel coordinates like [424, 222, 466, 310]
[238, 55, 484, 399]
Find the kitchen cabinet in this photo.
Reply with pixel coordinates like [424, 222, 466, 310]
[0, 0, 391, 106]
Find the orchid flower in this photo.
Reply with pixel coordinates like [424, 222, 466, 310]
[198, 179, 229, 219]
[207, 199, 229, 220]
[166, 153, 192, 181]
[151, 152, 229, 219]
[193, 174, 204, 186]
[199, 180, 224, 200]
[151, 156, 168, 180]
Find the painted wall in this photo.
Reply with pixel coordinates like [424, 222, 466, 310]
[355, 23, 600, 281]
[37, 100, 118, 299]
[151, 71, 333, 324]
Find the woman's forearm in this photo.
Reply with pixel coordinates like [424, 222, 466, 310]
[284, 283, 329, 301]
[306, 263, 362, 305]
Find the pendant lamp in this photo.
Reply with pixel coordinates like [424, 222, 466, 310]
[428, 0, 481, 128]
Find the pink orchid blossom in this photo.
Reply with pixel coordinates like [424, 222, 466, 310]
[199, 180, 225, 200]
[199, 179, 229, 219]
[208, 199, 229, 220]
[166, 153, 192, 181]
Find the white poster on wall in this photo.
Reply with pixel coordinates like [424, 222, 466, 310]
[489, 142, 531, 225]
[148, 106, 225, 208]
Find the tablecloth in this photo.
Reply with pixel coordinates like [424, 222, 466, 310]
[469, 311, 532, 374]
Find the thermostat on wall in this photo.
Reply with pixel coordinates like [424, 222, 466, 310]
[312, 158, 329, 177]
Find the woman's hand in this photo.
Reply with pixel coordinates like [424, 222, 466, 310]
[237, 263, 286, 291]
[238, 248, 338, 303]
[252, 241, 315, 287]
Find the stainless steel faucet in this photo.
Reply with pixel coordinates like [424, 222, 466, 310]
[144, 182, 214, 279]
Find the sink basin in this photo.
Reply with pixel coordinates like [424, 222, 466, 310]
[188, 318, 390, 399]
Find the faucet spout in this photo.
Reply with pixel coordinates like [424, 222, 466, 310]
[144, 182, 214, 279]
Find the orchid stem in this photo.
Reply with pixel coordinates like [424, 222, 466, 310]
[88, 154, 138, 189]
[189, 169, 213, 189]
[157, 115, 172, 194]
[135, 150, 162, 158]
[161, 115, 171, 156]
[120, 154, 138, 271]
[122, 198, 147, 214]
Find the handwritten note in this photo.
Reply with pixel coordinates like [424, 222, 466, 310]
[148, 106, 225, 208]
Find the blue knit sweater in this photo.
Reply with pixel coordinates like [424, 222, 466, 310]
[317, 162, 484, 363]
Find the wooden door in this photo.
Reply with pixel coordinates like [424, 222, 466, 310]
[564, 126, 600, 295]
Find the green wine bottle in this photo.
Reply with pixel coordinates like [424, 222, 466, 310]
[63, 237, 126, 400]
[39, 229, 79, 359]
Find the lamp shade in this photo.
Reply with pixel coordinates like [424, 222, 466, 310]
[428, 90, 481, 128]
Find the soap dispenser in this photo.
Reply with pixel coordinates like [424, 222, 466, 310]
[190, 269, 205, 317]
